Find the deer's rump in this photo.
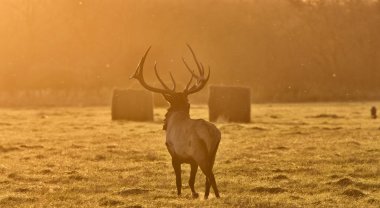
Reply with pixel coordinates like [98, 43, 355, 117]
[166, 119, 221, 164]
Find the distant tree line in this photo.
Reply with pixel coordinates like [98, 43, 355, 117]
[0, 0, 379, 104]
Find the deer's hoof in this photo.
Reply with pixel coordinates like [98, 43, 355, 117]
[192, 192, 199, 198]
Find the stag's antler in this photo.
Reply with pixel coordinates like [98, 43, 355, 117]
[131, 45, 210, 95]
[130, 46, 175, 95]
[182, 44, 210, 95]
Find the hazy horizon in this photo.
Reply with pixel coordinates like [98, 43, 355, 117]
[1, 0, 380, 105]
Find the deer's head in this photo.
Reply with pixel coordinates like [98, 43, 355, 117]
[130, 45, 210, 113]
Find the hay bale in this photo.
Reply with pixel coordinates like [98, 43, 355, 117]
[111, 89, 153, 121]
[208, 86, 251, 122]
[153, 93, 169, 108]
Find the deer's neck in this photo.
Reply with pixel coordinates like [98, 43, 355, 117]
[163, 104, 190, 130]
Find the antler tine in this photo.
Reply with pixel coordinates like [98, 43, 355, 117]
[169, 72, 176, 92]
[185, 66, 211, 95]
[130, 46, 174, 95]
[182, 57, 200, 80]
[185, 69, 195, 91]
[130, 46, 151, 79]
[186, 44, 203, 76]
[154, 62, 172, 91]
[200, 62, 205, 76]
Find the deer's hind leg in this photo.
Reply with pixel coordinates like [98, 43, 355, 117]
[191, 139, 220, 199]
[208, 171, 220, 198]
[205, 178, 211, 198]
[189, 161, 199, 198]
[201, 168, 219, 199]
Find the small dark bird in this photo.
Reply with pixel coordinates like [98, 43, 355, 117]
[371, 106, 377, 119]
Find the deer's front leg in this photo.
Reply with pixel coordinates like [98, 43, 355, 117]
[172, 159, 182, 196]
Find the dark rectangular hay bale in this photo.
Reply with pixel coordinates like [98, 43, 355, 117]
[208, 86, 251, 122]
[111, 89, 153, 121]
[153, 93, 169, 108]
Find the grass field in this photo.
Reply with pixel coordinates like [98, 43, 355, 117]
[0, 103, 379, 207]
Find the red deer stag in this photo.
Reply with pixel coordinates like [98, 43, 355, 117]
[130, 45, 221, 199]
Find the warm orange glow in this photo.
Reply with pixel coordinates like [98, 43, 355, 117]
[0, 0, 379, 106]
